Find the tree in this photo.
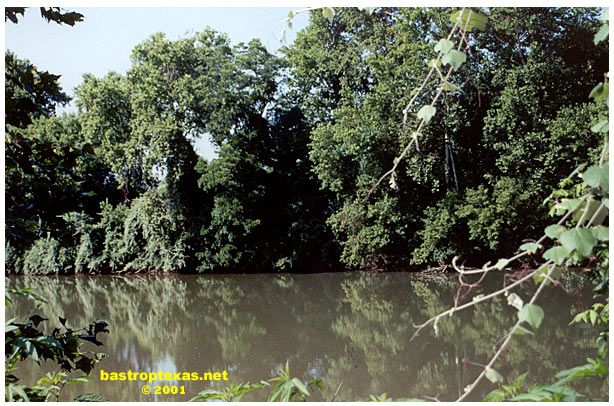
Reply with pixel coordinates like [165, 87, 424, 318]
[287, 7, 607, 268]
[5, 53, 118, 272]
[5, 52, 70, 130]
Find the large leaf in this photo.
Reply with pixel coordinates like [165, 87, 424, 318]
[519, 242, 542, 254]
[483, 389, 507, 402]
[590, 120, 609, 133]
[434, 38, 454, 55]
[442, 50, 466, 71]
[442, 82, 462, 92]
[485, 368, 504, 384]
[594, 23, 609, 45]
[495, 258, 509, 270]
[507, 293, 524, 310]
[560, 228, 597, 257]
[36, 336, 63, 350]
[559, 198, 582, 212]
[544, 224, 567, 240]
[589, 82, 609, 102]
[583, 164, 609, 193]
[590, 225, 609, 242]
[449, 10, 488, 31]
[417, 105, 436, 124]
[518, 304, 545, 329]
[290, 378, 309, 396]
[542, 246, 570, 265]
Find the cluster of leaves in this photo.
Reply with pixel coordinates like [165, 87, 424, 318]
[415, 11, 609, 400]
[5, 7, 84, 26]
[190, 361, 323, 402]
[5, 287, 108, 401]
[484, 344, 608, 402]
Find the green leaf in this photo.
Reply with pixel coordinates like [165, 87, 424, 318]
[428, 59, 442, 68]
[322, 7, 335, 23]
[434, 38, 454, 55]
[507, 293, 524, 310]
[483, 389, 507, 402]
[417, 105, 436, 124]
[290, 378, 309, 396]
[590, 120, 609, 133]
[442, 82, 462, 92]
[495, 258, 509, 270]
[449, 10, 488, 31]
[542, 246, 570, 265]
[589, 310, 598, 325]
[519, 242, 542, 254]
[594, 23, 609, 45]
[560, 198, 582, 212]
[64, 376, 92, 385]
[485, 368, 504, 384]
[518, 304, 545, 329]
[25, 340, 39, 362]
[560, 228, 597, 257]
[9, 384, 30, 401]
[583, 164, 609, 192]
[36, 336, 63, 350]
[589, 82, 609, 102]
[533, 264, 563, 285]
[545, 225, 567, 240]
[5, 324, 19, 333]
[514, 325, 535, 336]
[590, 225, 609, 241]
[442, 49, 466, 71]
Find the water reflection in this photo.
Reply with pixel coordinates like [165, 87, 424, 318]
[5, 272, 602, 401]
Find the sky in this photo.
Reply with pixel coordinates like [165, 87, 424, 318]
[5, 7, 311, 160]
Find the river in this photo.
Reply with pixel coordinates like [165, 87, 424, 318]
[5, 271, 605, 401]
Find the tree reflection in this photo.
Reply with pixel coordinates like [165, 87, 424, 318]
[6, 272, 602, 402]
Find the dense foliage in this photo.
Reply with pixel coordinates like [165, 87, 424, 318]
[5, 7, 608, 274]
[5, 286, 108, 401]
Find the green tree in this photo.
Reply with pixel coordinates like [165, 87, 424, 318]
[5, 52, 70, 130]
[5, 53, 118, 272]
[288, 7, 606, 268]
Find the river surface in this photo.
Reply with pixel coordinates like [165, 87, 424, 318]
[5, 272, 605, 401]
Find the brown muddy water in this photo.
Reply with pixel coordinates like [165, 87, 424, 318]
[5, 272, 606, 401]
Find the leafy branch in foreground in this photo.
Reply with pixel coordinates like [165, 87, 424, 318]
[190, 361, 323, 402]
[368, 8, 486, 199]
[5, 286, 109, 402]
[5, 7, 84, 26]
[409, 11, 609, 401]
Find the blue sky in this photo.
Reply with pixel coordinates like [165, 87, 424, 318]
[5, 7, 311, 159]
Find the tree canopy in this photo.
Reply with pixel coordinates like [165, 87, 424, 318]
[4, 7, 608, 274]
